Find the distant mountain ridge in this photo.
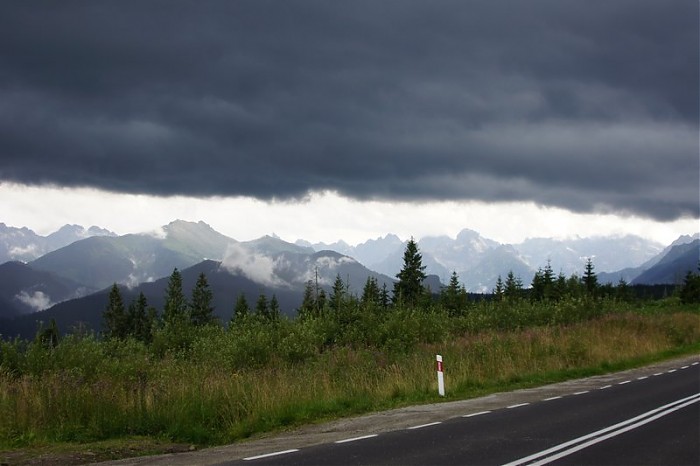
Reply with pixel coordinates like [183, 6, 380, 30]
[0, 220, 697, 335]
[631, 239, 699, 285]
[1, 242, 399, 339]
[29, 220, 236, 290]
[0, 261, 89, 317]
[0, 223, 116, 263]
[300, 229, 670, 292]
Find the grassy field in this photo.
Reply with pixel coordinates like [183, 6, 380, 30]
[1, 299, 699, 464]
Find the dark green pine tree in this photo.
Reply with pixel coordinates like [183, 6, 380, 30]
[582, 258, 599, 295]
[103, 283, 128, 339]
[379, 282, 390, 309]
[679, 264, 700, 304]
[127, 291, 154, 343]
[440, 271, 467, 316]
[269, 294, 281, 321]
[393, 237, 427, 308]
[504, 270, 523, 301]
[255, 293, 269, 320]
[35, 318, 60, 349]
[554, 271, 568, 300]
[190, 272, 216, 326]
[615, 277, 633, 302]
[231, 293, 250, 325]
[317, 289, 327, 312]
[298, 280, 317, 319]
[531, 260, 556, 302]
[361, 276, 381, 308]
[330, 274, 346, 312]
[163, 268, 189, 326]
[530, 268, 545, 302]
[493, 275, 505, 300]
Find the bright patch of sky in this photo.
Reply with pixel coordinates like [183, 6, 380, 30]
[2, 183, 696, 246]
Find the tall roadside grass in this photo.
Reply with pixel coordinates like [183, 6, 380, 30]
[1, 303, 699, 449]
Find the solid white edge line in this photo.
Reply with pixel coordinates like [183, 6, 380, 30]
[544, 396, 562, 401]
[335, 434, 378, 444]
[464, 411, 492, 417]
[524, 396, 700, 466]
[408, 421, 442, 430]
[507, 403, 530, 409]
[243, 449, 300, 461]
[502, 393, 700, 466]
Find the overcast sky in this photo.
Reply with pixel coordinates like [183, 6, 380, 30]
[1, 1, 698, 246]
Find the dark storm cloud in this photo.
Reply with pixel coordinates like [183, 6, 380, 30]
[0, 0, 697, 220]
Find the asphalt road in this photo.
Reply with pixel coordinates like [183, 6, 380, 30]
[104, 355, 699, 466]
[222, 360, 699, 466]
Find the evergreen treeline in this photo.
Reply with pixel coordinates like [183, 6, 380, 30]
[2, 236, 694, 356]
[86, 239, 700, 356]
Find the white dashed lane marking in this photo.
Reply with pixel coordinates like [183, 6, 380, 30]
[507, 403, 530, 409]
[243, 449, 299, 461]
[463, 411, 491, 417]
[408, 421, 442, 430]
[335, 434, 378, 444]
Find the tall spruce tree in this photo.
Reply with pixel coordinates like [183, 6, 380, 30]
[504, 270, 523, 301]
[35, 318, 60, 349]
[582, 258, 598, 295]
[679, 264, 700, 304]
[361, 276, 381, 308]
[232, 293, 250, 325]
[440, 271, 467, 315]
[127, 291, 154, 343]
[269, 294, 281, 321]
[330, 274, 346, 312]
[103, 283, 128, 339]
[255, 293, 269, 320]
[299, 280, 318, 319]
[493, 275, 505, 300]
[393, 237, 427, 308]
[190, 272, 216, 326]
[163, 268, 189, 325]
[379, 282, 390, 309]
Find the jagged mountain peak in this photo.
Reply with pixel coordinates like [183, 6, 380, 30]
[243, 235, 314, 255]
[671, 233, 700, 247]
[164, 219, 217, 234]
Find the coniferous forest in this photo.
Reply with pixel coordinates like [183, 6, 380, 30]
[1, 240, 699, 461]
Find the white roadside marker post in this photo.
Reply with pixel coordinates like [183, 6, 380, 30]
[436, 354, 445, 396]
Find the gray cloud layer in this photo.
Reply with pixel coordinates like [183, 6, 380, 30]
[0, 1, 697, 220]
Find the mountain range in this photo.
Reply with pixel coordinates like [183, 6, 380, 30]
[0, 220, 697, 339]
[0, 223, 116, 263]
[301, 229, 674, 292]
